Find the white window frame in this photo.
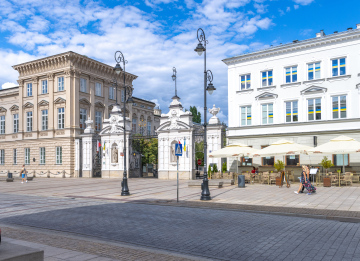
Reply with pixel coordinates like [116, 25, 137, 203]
[42, 80, 48, 94]
[27, 83, 32, 97]
[0, 149, 4, 165]
[56, 146, 62, 165]
[307, 62, 321, 80]
[95, 111, 102, 131]
[58, 107, 65, 129]
[40, 147, 45, 165]
[261, 103, 273, 125]
[332, 95, 347, 119]
[13, 114, 19, 133]
[0, 115, 5, 134]
[25, 148, 30, 165]
[80, 108, 87, 129]
[80, 78, 87, 93]
[331, 57, 346, 77]
[26, 111, 33, 132]
[240, 74, 251, 90]
[285, 101, 298, 123]
[95, 82, 102, 96]
[240, 106, 251, 126]
[285, 66, 298, 83]
[58, 77, 64, 91]
[109, 87, 115, 100]
[307, 98, 322, 121]
[13, 148, 17, 165]
[261, 70, 273, 87]
[41, 109, 48, 131]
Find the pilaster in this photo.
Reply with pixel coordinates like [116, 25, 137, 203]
[89, 76, 96, 121]
[32, 77, 39, 132]
[17, 80, 24, 133]
[48, 73, 55, 130]
[65, 69, 73, 128]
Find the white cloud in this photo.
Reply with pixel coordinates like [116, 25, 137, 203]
[293, 0, 314, 5]
[254, 3, 268, 14]
[286, 6, 291, 12]
[294, 4, 299, 9]
[27, 16, 50, 32]
[1, 82, 17, 89]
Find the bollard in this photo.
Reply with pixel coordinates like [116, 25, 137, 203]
[238, 175, 245, 188]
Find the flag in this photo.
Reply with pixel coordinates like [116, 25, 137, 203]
[184, 139, 186, 152]
[103, 141, 105, 152]
[97, 140, 100, 152]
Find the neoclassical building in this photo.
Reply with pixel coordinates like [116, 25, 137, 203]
[223, 25, 360, 172]
[0, 51, 159, 176]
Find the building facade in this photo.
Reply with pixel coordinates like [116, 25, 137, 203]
[0, 51, 158, 177]
[223, 25, 360, 172]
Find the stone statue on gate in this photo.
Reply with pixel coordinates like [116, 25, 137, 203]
[111, 145, 118, 163]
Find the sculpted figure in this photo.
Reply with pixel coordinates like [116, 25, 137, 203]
[112, 145, 118, 163]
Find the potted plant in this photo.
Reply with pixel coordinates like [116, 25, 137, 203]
[319, 156, 333, 187]
[274, 160, 285, 186]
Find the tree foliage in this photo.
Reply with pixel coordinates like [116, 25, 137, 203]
[195, 141, 204, 166]
[132, 137, 158, 165]
[274, 160, 285, 172]
[319, 156, 334, 174]
[189, 106, 201, 123]
[222, 162, 227, 172]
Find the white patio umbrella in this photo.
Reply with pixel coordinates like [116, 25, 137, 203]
[251, 139, 313, 176]
[307, 135, 360, 176]
[209, 144, 258, 173]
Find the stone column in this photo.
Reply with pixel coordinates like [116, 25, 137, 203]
[73, 71, 80, 129]
[89, 76, 95, 121]
[48, 73, 55, 131]
[17, 80, 24, 133]
[64, 69, 73, 129]
[81, 118, 96, 178]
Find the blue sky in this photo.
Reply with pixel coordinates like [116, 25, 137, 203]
[0, 0, 359, 124]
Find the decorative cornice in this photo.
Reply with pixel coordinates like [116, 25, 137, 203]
[79, 98, 91, 105]
[47, 73, 55, 80]
[38, 100, 49, 106]
[223, 29, 360, 65]
[54, 97, 66, 104]
[300, 85, 327, 95]
[0, 107, 7, 113]
[23, 102, 34, 108]
[10, 105, 19, 111]
[95, 101, 105, 108]
[255, 92, 278, 100]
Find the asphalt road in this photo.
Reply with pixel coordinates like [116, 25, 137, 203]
[1, 193, 360, 261]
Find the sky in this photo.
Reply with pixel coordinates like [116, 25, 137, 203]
[0, 0, 359, 124]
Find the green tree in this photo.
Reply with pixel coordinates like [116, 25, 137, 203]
[274, 160, 285, 172]
[222, 162, 227, 172]
[319, 156, 334, 175]
[189, 106, 201, 123]
[213, 164, 218, 173]
[195, 141, 204, 166]
[208, 165, 212, 178]
[132, 136, 158, 166]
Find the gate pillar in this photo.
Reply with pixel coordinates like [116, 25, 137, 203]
[81, 118, 100, 178]
[156, 96, 195, 180]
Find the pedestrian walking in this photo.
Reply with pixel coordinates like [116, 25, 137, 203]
[294, 165, 316, 195]
[20, 164, 27, 184]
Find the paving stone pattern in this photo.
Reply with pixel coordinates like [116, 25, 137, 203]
[2, 199, 360, 261]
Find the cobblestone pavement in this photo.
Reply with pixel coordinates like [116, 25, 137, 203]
[2, 193, 360, 261]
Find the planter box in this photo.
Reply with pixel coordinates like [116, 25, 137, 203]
[275, 177, 281, 186]
[323, 177, 331, 187]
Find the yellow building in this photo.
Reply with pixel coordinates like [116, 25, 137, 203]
[0, 51, 159, 177]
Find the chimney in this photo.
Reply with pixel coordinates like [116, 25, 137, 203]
[357, 24, 360, 29]
[316, 30, 325, 38]
[347, 27, 353, 31]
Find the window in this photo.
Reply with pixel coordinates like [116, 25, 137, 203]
[13, 149, 17, 165]
[241, 156, 252, 166]
[308, 62, 321, 80]
[80, 78, 87, 92]
[109, 87, 115, 100]
[41, 110, 48, 131]
[332, 96, 346, 119]
[121, 89, 125, 102]
[333, 154, 349, 166]
[286, 155, 299, 166]
[40, 147, 45, 165]
[132, 118, 137, 133]
[56, 147, 62, 164]
[240, 74, 251, 90]
[261, 70, 273, 87]
[0, 115, 4, 134]
[80, 109, 87, 129]
[26, 111, 33, 132]
[262, 103, 273, 124]
[285, 66, 297, 83]
[25, 148, 30, 165]
[95, 82, 102, 96]
[147, 121, 151, 135]
[308, 98, 321, 121]
[58, 108, 65, 129]
[13, 114, 19, 133]
[261, 145, 274, 166]
[95, 111, 102, 131]
[42, 80, 48, 94]
[240, 106, 251, 126]
[332, 58, 346, 77]
[285, 101, 298, 123]
[58, 77, 64, 91]
[0, 149, 4, 165]
[27, 83, 32, 96]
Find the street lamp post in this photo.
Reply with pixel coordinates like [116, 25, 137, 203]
[114, 50, 131, 196]
[194, 28, 216, 201]
[171, 67, 178, 98]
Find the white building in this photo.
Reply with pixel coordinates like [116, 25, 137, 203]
[223, 24, 360, 173]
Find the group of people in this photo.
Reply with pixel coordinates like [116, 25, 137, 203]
[295, 165, 316, 195]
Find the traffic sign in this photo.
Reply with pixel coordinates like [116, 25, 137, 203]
[175, 143, 182, 156]
[197, 159, 202, 165]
